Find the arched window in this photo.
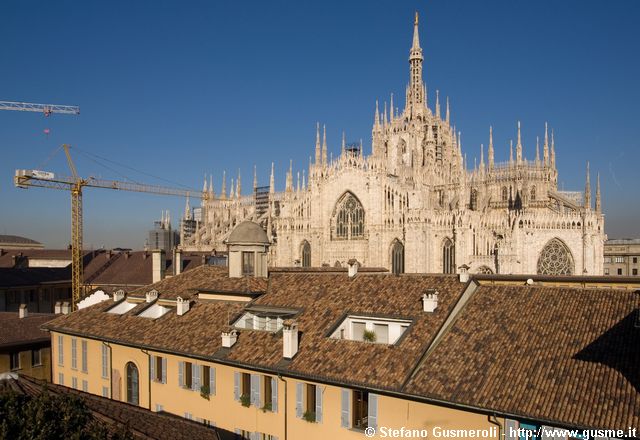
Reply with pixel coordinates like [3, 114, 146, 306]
[391, 240, 404, 275]
[537, 238, 574, 275]
[442, 238, 455, 274]
[301, 241, 311, 268]
[126, 362, 139, 405]
[476, 265, 493, 274]
[530, 186, 536, 201]
[470, 189, 478, 210]
[501, 187, 508, 202]
[333, 192, 365, 240]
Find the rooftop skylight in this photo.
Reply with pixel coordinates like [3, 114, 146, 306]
[107, 301, 136, 315]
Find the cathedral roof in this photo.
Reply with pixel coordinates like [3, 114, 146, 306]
[226, 220, 269, 245]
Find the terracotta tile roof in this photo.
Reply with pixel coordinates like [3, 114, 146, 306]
[0, 374, 222, 440]
[0, 312, 55, 349]
[403, 285, 640, 431]
[43, 268, 640, 431]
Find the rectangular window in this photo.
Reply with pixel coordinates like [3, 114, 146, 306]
[604, 268, 610, 275]
[604, 256, 611, 263]
[58, 335, 64, 366]
[72, 377, 78, 389]
[59, 373, 64, 385]
[615, 256, 624, 263]
[634, 257, 638, 264]
[10, 352, 20, 370]
[305, 384, 316, 420]
[191, 362, 200, 391]
[263, 376, 272, 411]
[101, 345, 109, 378]
[633, 269, 638, 276]
[81, 340, 88, 373]
[242, 372, 251, 400]
[202, 365, 215, 396]
[71, 338, 77, 370]
[352, 390, 369, 430]
[618, 268, 623, 275]
[32, 349, 42, 366]
[102, 386, 109, 398]
[179, 361, 193, 389]
[82, 380, 88, 392]
[151, 355, 166, 383]
[242, 251, 254, 276]
[374, 323, 389, 344]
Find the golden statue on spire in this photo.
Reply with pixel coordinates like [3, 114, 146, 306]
[415, 11, 419, 26]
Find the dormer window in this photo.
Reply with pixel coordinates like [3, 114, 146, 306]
[138, 303, 172, 319]
[233, 306, 298, 332]
[242, 252, 255, 276]
[331, 315, 411, 345]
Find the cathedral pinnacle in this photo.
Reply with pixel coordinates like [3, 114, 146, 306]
[543, 122, 549, 166]
[229, 178, 234, 199]
[595, 172, 601, 213]
[322, 124, 327, 165]
[221, 171, 227, 200]
[374, 100, 380, 127]
[435, 90, 440, 118]
[253, 165, 257, 191]
[509, 140, 514, 164]
[584, 162, 591, 210]
[236, 169, 241, 197]
[209, 174, 214, 197]
[390, 93, 394, 122]
[412, 11, 420, 50]
[202, 173, 207, 193]
[551, 129, 556, 168]
[535, 136, 540, 163]
[184, 195, 191, 221]
[269, 162, 275, 194]
[446, 96, 450, 124]
[479, 144, 485, 169]
[488, 126, 494, 169]
[516, 121, 523, 164]
[341, 131, 346, 156]
[315, 122, 321, 165]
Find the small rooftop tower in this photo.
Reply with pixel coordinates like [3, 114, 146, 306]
[225, 220, 270, 278]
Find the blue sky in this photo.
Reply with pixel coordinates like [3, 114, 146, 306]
[1, 0, 639, 249]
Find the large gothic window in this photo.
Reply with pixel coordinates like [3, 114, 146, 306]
[391, 240, 404, 275]
[442, 238, 455, 274]
[126, 362, 139, 405]
[530, 186, 536, 201]
[501, 187, 508, 202]
[333, 192, 365, 240]
[301, 240, 311, 268]
[537, 238, 574, 275]
[470, 189, 478, 211]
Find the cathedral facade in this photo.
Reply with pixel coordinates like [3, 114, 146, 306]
[180, 14, 605, 276]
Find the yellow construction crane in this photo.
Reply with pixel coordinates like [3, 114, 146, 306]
[14, 144, 204, 309]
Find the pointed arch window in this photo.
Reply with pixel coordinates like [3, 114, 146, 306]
[530, 186, 536, 201]
[470, 189, 478, 210]
[442, 238, 455, 274]
[501, 187, 508, 202]
[537, 238, 574, 275]
[391, 240, 405, 275]
[126, 362, 139, 405]
[333, 192, 365, 240]
[301, 241, 311, 268]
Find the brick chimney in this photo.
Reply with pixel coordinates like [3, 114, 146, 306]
[283, 321, 299, 359]
[113, 290, 125, 302]
[19, 304, 28, 319]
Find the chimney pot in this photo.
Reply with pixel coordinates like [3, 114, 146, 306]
[19, 304, 28, 319]
[422, 290, 439, 313]
[146, 289, 158, 303]
[61, 302, 71, 315]
[347, 259, 359, 278]
[221, 328, 238, 348]
[458, 264, 470, 283]
[113, 290, 125, 302]
[54, 301, 62, 314]
[176, 296, 190, 316]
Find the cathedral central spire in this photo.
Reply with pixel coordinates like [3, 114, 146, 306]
[406, 11, 425, 114]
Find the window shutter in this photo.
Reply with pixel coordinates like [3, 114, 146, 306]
[250, 374, 259, 406]
[233, 372, 240, 400]
[192, 364, 200, 391]
[340, 388, 350, 428]
[271, 377, 278, 412]
[209, 367, 216, 395]
[150, 355, 155, 381]
[315, 385, 323, 423]
[368, 393, 378, 430]
[178, 361, 184, 387]
[161, 357, 167, 384]
[295, 382, 303, 418]
[504, 420, 518, 440]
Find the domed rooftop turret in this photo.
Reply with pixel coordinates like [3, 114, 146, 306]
[226, 221, 269, 245]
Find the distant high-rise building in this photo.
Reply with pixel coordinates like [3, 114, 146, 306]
[148, 211, 178, 253]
